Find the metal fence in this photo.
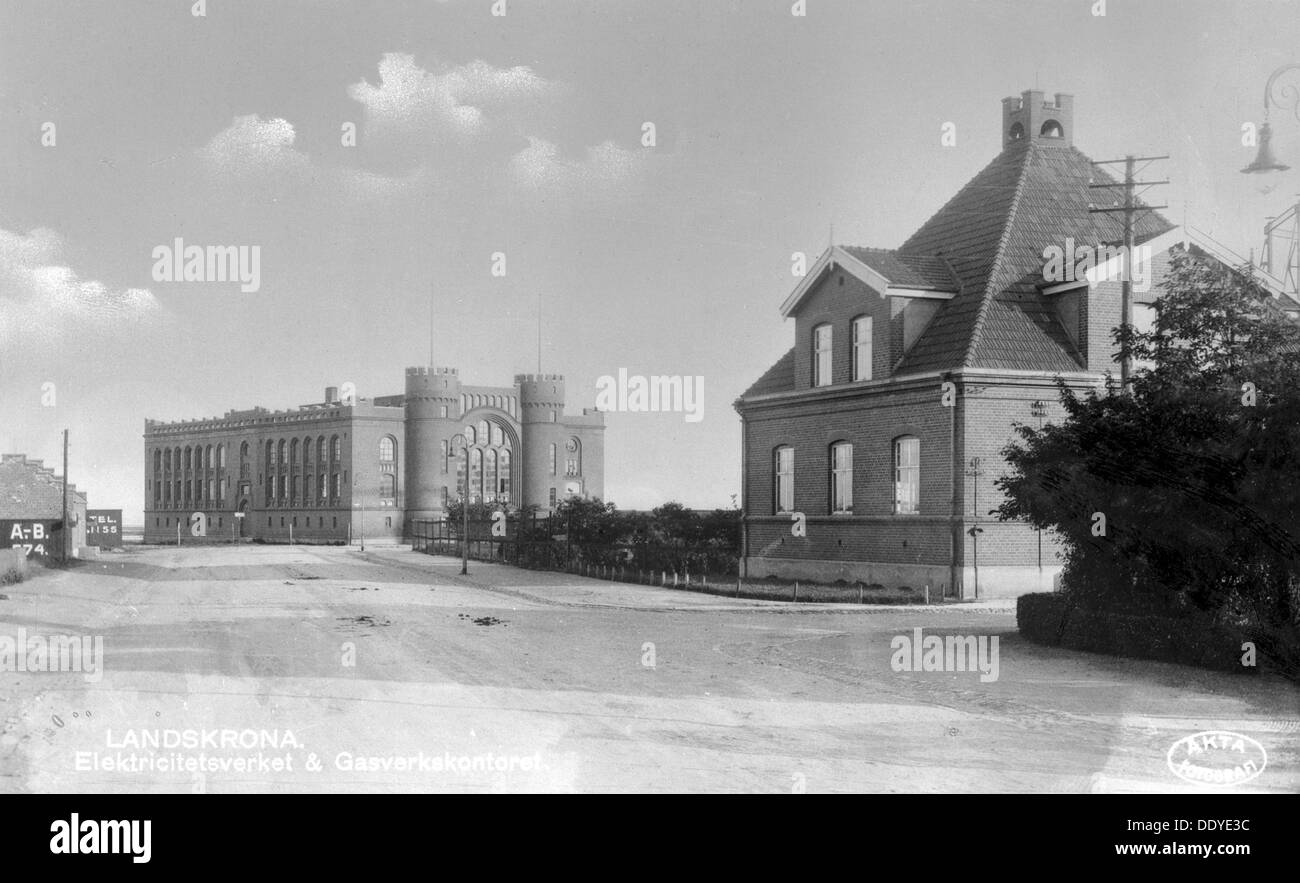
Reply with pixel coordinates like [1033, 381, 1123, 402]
[409, 514, 738, 578]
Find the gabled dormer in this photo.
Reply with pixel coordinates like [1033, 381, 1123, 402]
[782, 246, 959, 389]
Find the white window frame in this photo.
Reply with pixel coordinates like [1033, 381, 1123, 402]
[775, 446, 795, 513]
[813, 324, 833, 387]
[852, 316, 872, 381]
[830, 442, 853, 514]
[893, 437, 920, 515]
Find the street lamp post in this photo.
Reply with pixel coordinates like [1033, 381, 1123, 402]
[1030, 400, 1048, 589]
[450, 433, 469, 575]
[1242, 64, 1300, 175]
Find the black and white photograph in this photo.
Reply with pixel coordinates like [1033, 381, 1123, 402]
[0, 0, 1297, 861]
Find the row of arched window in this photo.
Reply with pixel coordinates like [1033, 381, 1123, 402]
[153, 444, 227, 473]
[455, 447, 512, 504]
[151, 435, 398, 509]
[152, 477, 227, 507]
[266, 472, 345, 508]
[773, 436, 919, 515]
[265, 435, 343, 469]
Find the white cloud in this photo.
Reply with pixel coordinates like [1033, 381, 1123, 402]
[508, 137, 646, 193]
[348, 52, 553, 144]
[0, 226, 161, 351]
[197, 58, 644, 202]
[197, 113, 431, 197]
[196, 114, 309, 175]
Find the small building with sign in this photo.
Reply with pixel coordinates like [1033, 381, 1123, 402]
[0, 453, 89, 560]
[86, 510, 123, 549]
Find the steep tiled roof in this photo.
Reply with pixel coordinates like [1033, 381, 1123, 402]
[896, 140, 1172, 372]
[741, 347, 796, 398]
[741, 135, 1177, 400]
[840, 247, 960, 291]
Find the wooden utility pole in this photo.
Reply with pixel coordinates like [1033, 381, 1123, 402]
[1089, 154, 1169, 393]
[61, 429, 69, 562]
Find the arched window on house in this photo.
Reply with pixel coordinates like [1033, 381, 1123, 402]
[893, 436, 920, 515]
[379, 436, 395, 462]
[812, 323, 832, 387]
[830, 441, 853, 514]
[852, 316, 872, 382]
[774, 446, 794, 513]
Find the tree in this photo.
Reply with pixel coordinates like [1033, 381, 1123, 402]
[997, 248, 1300, 667]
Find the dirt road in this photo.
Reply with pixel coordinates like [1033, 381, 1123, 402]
[1, 544, 1295, 792]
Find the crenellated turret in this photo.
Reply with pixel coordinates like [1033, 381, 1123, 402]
[514, 373, 566, 423]
[405, 366, 461, 519]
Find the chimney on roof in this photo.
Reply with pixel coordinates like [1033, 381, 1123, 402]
[1002, 89, 1073, 149]
[325, 386, 339, 404]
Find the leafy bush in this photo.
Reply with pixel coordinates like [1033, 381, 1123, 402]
[999, 248, 1300, 678]
[1017, 591, 1249, 673]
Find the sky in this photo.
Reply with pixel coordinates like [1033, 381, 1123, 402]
[2, 0, 1300, 523]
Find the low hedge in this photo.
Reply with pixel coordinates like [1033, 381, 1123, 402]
[0, 548, 29, 585]
[1017, 592, 1250, 674]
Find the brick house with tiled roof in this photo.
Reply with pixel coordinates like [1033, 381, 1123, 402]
[735, 90, 1202, 599]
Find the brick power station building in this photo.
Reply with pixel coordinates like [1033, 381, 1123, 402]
[143, 368, 604, 544]
[735, 89, 1255, 599]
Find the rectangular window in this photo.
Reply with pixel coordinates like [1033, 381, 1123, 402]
[775, 446, 794, 513]
[333, 473, 341, 498]
[894, 437, 920, 515]
[385, 517, 392, 528]
[831, 442, 853, 513]
[549, 444, 557, 476]
[565, 457, 578, 477]
[440, 440, 448, 474]
[852, 316, 872, 381]
[813, 324, 832, 387]
[548, 487, 557, 507]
